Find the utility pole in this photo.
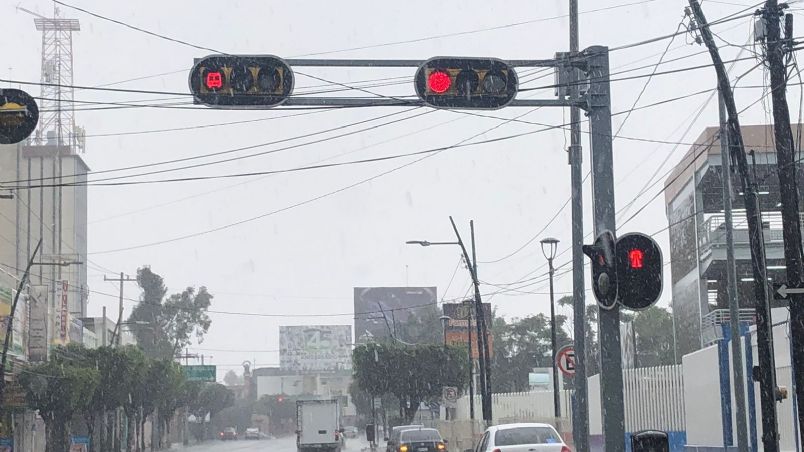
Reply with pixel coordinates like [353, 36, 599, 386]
[471, 220, 493, 422]
[568, 1, 589, 449]
[104, 272, 137, 346]
[720, 91, 750, 452]
[464, 299, 476, 420]
[541, 238, 561, 419]
[449, 217, 491, 424]
[688, 1, 780, 450]
[762, 0, 804, 442]
[0, 239, 41, 422]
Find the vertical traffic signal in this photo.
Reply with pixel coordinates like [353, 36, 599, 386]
[188, 55, 294, 108]
[616, 233, 663, 310]
[583, 230, 618, 309]
[414, 57, 519, 109]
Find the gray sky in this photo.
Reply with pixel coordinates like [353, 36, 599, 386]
[2, 0, 789, 375]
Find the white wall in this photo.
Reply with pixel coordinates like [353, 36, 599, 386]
[683, 345, 723, 446]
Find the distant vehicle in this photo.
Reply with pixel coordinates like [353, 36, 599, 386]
[296, 398, 343, 452]
[386, 425, 425, 452]
[472, 423, 569, 452]
[219, 427, 238, 441]
[245, 427, 262, 440]
[396, 428, 447, 452]
[343, 426, 359, 439]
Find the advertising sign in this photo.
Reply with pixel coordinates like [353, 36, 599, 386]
[279, 325, 352, 372]
[442, 301, 493, 358]
[69, 317, 83, 344]
[354, 287, 437, 343]
[58, 280, 69, 342]
[0, 286, 26, 358]
[28, 285, 48, 362]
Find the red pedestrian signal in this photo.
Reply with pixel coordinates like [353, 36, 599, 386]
[616, 233, 663, 310]
[189, 55, 294, 108]
[628, 248, 644, 269]
[414, 57, 519, 110]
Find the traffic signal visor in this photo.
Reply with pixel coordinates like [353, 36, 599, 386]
[415, 57, 518, 110]
[189, 55, 294, 108]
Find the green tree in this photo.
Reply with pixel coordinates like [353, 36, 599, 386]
[490, 313, 572, 392]
[20, 355, 99, 452]
[223, 369, 243, 386]
[127, 266, 213, 359]
[353, 343, 468, 423]
[632, 306, 676, 366]
[189, 383, 234, 440]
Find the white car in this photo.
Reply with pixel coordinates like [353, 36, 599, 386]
[473, 423, 569, 452]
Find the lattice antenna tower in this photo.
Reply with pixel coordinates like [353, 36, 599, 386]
[18, 5, 84, 152]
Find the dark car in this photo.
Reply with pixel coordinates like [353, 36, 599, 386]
[397, 428, 446, 452]
[386, 425, 424, 452]
[219, 427, 238, 440]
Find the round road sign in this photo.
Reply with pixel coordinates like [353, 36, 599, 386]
[0, 89, 38, 145]
[556, 345, 576, 378]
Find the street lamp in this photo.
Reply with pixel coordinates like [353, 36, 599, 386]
[406, 216, 492, 424]
[439, 315, 451, 346]
[540, 237, 561, 419]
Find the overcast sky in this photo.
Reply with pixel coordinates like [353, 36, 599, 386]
[1, 0, 790, 376]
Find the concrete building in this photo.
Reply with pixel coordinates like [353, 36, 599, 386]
[0, 140, 89, 358]
[663, 124, 800, 358]
[80, 315, 135, 348]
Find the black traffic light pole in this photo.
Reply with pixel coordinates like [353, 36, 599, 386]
[191, 49, 623, 450]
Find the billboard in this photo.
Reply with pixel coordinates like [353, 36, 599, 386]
[354, 287, 437, 342]
[279, 325, 352, 372]
[28, 285, 48, 362]
[0, 285, 26, 359]
[442, 301, 493, 358]
[53, 280, 69, 344]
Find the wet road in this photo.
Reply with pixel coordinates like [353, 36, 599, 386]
[180, 435, 371, 452]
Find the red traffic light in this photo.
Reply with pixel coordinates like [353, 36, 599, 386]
[628, 249, 644, 269]
[414, 57, 518, 110]
[189, 55, 294, 109]
[427, 71, 452, 94]
[205, 71, 223, 90]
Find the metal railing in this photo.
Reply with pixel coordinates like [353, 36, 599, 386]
[698, 212, 794, 255]
[701, 308, 756, 346]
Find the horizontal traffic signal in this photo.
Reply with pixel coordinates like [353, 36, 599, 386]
[188, 55, 294, 108]
[414, 57, 518, 110]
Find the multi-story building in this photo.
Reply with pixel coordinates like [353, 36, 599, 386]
[664, 124, 798, 358]
[0, 138, 89, 359]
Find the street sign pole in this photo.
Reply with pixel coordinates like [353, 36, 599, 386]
[585, 46, 625, 452]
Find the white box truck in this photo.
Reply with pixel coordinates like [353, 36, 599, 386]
[296, 398, 343, 452]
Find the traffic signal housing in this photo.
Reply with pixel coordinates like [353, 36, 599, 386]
[583, 230, 618, 310]
[188, 55, 294, 108]
[414, 57, 519, 110]
[616, 233, 663, 310]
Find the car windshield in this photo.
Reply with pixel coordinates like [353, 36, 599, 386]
[494, 427, 560, 446]
[5, 2, 790, 452]
[401, 430, 441, 442]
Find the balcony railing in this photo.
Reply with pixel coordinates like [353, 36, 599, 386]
[701, 308, 756, 346]
[698, 212, 792, 255]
